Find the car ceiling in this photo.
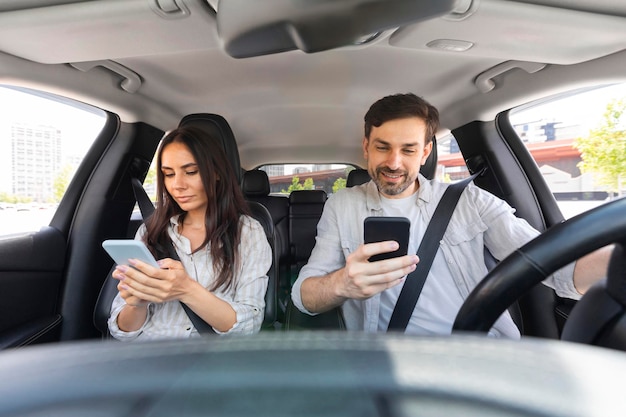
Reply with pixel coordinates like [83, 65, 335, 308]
[0, 0, 625, 169]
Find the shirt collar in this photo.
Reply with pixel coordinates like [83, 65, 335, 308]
[365, 173, 432, 212]
[169, 214, 183, 234]
[169, 214, 181, 226]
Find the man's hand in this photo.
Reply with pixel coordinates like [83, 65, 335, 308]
[336, 240, 419, 299]
[300, 241, 418, 313]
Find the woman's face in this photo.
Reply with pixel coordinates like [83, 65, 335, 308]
[160, 141, 208, 215]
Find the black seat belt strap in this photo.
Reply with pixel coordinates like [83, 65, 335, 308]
[387, 170, 482, 331]
[130, 176, 214, 334]
[131, 177, 155, 218]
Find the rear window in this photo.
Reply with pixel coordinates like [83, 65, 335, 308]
[258, 164, 356, 196]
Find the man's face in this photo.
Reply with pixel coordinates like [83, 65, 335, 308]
[363, 117, 432, 199]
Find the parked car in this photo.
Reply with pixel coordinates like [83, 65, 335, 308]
[0, 0, 625, 415]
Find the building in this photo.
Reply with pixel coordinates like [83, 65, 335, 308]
[9, 123, 62, 202]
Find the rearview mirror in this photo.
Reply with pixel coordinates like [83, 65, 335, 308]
[217, 0, 458, 58]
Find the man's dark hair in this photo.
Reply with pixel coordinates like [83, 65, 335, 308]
[364, 93, 439, 143]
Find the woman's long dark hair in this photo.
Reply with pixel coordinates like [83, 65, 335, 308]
[144, 126, 250, 292]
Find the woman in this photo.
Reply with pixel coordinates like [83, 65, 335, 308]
[108, 126, 272, 340]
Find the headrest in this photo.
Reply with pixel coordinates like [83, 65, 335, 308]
[346, 169, 371, 187]
[242, 170, 270, 197]
[178, 113, 242, 184]
[289, 190, 327, 204]
[419, 136, 438, 180]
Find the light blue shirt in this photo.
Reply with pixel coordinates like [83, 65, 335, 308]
[291, 174, 578, 337]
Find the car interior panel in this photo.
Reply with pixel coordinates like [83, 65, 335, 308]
[1, 0, 625, 413]
[241, 169, 291, 313]
[62, 121, 163, 341]
[346, 168, 371, 188]
[452, 120, 567, 338]
[0, 227, 65, 348]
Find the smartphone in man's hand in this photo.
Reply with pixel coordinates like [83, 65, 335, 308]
[102, 239, 160, 268]
[363, 216, 410, 262]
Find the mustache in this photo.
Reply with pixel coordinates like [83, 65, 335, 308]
[376, 167, 407, 176]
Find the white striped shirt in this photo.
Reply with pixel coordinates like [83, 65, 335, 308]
[108, 215, 271, 341]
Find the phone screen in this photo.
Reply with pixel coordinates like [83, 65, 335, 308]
[364, 216, 410, 262]
[102, 239, 160, 268]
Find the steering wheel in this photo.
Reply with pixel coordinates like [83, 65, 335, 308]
[453, 196, 626, 335]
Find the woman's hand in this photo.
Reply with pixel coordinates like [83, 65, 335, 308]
[112, 258, 196, 304]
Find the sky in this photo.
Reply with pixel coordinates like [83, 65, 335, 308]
[0, 86, 106, 194]
[0, 86, 106, 158]
[509, 82, 626, 132]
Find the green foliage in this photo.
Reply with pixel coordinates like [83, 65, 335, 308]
[281, 176, 315, 193]
[332, 177, 346, 193]
[145, 164, 157, 187]
[574, 98, 626, 193]
[144, 164, 158, 201]
[0, 192, 32, 204]
[52, 164, 75, 203]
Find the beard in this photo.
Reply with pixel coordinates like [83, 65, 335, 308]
[370, 166, 415, 196]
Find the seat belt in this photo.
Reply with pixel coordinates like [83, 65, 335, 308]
[130, 177, 214, 334]
[387, 169, 483, 331]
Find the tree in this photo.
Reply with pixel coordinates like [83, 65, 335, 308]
[281, 176, 315, 193]
[574, 98, 626, 195]
[144, 164, 158, 201]
[52, 164, 75, 203]
[0, 192, 32, 204]
[332, 177, 346, 193]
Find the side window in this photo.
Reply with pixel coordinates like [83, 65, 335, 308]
[0, 85, 106, 235]
[508, 83, 626, 219]
[258, 164, 356, 196]
[437, 133, 470, 182]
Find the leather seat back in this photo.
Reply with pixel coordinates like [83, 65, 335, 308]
[288, 189, 327, 279]
[242, 169, 291, 318]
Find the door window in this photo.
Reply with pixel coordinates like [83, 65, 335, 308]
[508, 83, 626, 218]
[0, 85, 106, 235]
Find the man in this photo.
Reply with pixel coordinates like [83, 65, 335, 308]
[291, 93, 611, 338]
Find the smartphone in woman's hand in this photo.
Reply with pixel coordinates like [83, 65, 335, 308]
[102, 239, 159, 268]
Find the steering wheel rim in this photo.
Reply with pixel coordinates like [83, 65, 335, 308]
[453, 196, 626, 333]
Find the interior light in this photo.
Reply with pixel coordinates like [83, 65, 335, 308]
[427, 39, 474, 52]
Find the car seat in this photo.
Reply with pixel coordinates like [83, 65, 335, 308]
[241, 169, 291, 320]
[93, 113, 279, 336]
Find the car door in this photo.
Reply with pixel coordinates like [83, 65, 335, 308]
[447, 83, 625, 338]
[0, 85, 162, 348]
[449, 117, 566, 339]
